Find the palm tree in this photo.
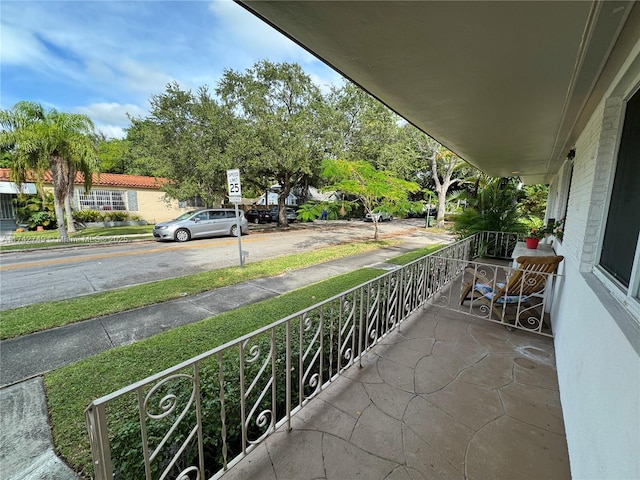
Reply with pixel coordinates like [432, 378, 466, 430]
[0, 101, 99, 240]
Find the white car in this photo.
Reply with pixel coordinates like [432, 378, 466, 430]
[364, 211, 393, 222]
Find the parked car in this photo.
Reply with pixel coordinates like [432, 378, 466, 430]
[269, 206, 298, 222]
[153, 209, 248, 242]
[407, 210, 427, 218]
[244, 209, 272, 224]
[364, 211, 393, 222]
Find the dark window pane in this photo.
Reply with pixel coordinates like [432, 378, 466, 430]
[600, 89, 640, 286]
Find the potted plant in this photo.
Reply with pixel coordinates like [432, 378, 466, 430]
[525, 227, 545, 249]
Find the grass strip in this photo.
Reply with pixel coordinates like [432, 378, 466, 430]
[9, 225, 153, 240]
[385, 244, 444, 265]
[45, 268, 382, 477]
[0, 226, 154, 251]
[0, 240, 396, 339]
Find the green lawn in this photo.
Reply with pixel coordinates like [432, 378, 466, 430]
[384, 244, 444, 265]
[0, 225, 154, 251]
[0, 240, 397, 339]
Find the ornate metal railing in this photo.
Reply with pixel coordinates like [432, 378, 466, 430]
[85, 232, 535, 480]
[424, 255, 560, 336]
[470, 230, 525, 259]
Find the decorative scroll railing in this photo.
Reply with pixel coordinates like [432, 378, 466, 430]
[424, 255, 559, 337]
[85, 232, 547, 480]
[470, 230, 525, 259]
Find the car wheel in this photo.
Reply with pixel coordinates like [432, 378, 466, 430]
[175, 228, 191, 242]
[253, 218, 260, 224]
[230, 225, 240, 237]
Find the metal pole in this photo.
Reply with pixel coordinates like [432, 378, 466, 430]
[235, 202, 244, 267]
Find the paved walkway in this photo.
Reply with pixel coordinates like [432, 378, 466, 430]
[0, 379, 78, 479]
[0, 231, 448, 479]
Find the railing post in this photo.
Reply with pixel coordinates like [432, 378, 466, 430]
[85, 403, 113, 480]
[217, 352, 229, 470]
[358, 286, 364, 368]
[286, 321, 292, 431]
[194, 363, 205, 476]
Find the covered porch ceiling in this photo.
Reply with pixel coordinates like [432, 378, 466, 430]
[238, 1, 635, 184]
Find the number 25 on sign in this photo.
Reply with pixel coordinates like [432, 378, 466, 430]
[226, 169, 242, 202]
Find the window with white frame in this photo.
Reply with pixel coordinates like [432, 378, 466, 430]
[599, 86, 640, 307]
[77, 189, 127, 211]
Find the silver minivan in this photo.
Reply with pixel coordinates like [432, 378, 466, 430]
[153, 209, 248, 242]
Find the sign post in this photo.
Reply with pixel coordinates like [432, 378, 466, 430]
[226, 169, 244, 267]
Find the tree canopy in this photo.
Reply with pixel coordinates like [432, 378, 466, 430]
[127, 83, 237, 207]
[217, 60, 330, 225]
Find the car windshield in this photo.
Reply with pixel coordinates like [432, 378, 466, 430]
[174, 211, 199, 221]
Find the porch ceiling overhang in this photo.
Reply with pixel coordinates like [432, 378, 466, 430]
[238, 1, 635, 184]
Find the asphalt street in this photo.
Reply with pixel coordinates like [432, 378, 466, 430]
[0, 219, 429, 310]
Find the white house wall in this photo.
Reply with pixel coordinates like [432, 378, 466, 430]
[549, 38, 640, 479]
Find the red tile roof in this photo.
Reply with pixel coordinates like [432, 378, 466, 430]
[0, 168, 168, 189]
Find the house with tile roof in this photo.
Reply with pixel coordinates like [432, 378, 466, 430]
[0, 169, 195, 231]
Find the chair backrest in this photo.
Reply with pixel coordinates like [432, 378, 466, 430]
[498, 255, 564, 298]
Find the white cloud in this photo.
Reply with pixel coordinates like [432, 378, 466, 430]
[95, 124, 126, 140]
[73, 102, 146, 135]
[207, 1, 317, 66]
[1, 0, 344, 132]
[0, 23, 47, 66]
[118, 58, 174, 95]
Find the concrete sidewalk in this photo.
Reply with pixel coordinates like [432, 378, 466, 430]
[0, 234, 447, 479]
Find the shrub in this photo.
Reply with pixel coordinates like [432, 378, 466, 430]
[72, 210, 102, 223]
[14, 192, 57, 230]
[106, 211, 129, 222]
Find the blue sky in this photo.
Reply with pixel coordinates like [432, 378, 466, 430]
[1, 1, 343, 138]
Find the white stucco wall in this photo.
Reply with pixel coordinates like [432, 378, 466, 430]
[552, 241, 640, 479]
[549, 37, 640, 479]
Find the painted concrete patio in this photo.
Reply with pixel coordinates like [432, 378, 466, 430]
[220, 304, 569, 480]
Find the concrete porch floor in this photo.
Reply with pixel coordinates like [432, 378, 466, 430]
[220, 304, 570, 480]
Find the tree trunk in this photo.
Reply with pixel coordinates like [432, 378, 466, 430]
[436, 191, 447, 228]
[50, 153, 70, 241]
[65, 165, 76, 233]
[277, 174, 292, 227]
[65, 196, 76, 233]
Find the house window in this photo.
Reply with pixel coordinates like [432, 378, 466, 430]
[77, 189, 127, 211]
[599, 87, 640, 305]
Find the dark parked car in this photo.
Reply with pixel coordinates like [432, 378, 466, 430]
[153, 209, 248, 242]
[245, 209, 272, 224]
[269, 206, 297, 222]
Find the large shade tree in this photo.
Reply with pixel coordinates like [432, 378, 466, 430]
[0, 101, 98, 240]
[127, 83, 237, 206]
[327, 82, 401, 167]
[217, 60, 329, 226]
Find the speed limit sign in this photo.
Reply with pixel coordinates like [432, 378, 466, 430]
[226, 169, 242, 203]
